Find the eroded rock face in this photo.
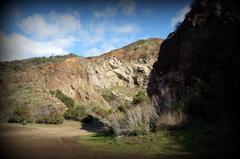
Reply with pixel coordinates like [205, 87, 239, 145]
[86, 38, 162, 89]
[0, 38, 162, 118]
[148, 0, 240, 112]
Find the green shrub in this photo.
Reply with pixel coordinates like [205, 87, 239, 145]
[101, 91, 116, 102]
[63, 107, 79, 120]
[92, 106, 110, 118]
[47, 113, 64, 124]
[8, 106, 34, 123]
[35, 105, 64, 124]
[54, 90, 75, 108]
[181, 78, 210, 118]
[36, 113, 64, 124]
[29, 57, 49, 64]
[117, 101, 131, 113]
[132, 90, 148, 105]
[50, 90, 77, 120]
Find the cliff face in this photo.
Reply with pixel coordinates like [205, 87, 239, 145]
[148, 0, 240, 113]
[87, 38, 161, 89]
[0, 38, 162, 120]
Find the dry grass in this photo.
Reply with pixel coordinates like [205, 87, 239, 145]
[107, 102, 159, 135]
[156, 108, 187, 129]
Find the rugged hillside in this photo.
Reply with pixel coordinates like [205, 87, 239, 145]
[87, 38, 161, 88]
[148, 0, 240, 114]
[147, 0, 240, 154]
[0, 38, 162, 121]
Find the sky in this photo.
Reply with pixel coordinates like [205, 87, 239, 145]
[0, 0, 191, 61]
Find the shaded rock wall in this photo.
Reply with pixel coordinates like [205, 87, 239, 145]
[148, 0, 240, 113]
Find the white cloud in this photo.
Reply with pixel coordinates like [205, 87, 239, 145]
[0, 32, 71, 61]
[0, 9, 141, 61]
[120, 0, 136, 16]
[111, 24, 138, 33]
[170, 4, 191, 28]
[18, 11, 81, 40]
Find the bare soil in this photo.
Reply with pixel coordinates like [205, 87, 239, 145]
[0, 121, 192, 159]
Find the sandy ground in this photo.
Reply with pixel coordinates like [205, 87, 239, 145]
[0, 121, 193, 159]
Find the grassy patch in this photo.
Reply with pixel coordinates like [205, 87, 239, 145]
[78, 130, 187, 155]
[122, 38, 158, 52]
[132, 90, 148, 105]
[170, 120, 206, 150]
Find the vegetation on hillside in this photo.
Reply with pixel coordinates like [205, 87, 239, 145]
[8, 106, 34, 123]
[122, 38, 161, 52]
[0, 54, 74, 72]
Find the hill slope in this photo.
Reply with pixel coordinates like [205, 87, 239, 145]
[148, 0, 240, 154]
[0, 38, 162, 121]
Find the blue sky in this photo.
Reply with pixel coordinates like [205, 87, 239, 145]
[0, 0, 191, 61]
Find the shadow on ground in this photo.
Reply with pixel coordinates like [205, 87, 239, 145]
[80, 116, 109, 133]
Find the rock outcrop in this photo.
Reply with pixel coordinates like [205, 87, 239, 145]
[87, 38, 162, 89]
[148, 0, 240, 113]
[0, 38, 162, 119]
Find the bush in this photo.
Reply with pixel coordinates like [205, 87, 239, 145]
[63, 107, 79, 120]
[63, 105, 92, 121]
[50, 90, 77, 120]
[92, 106, 111, 118]
[132, 90, 148, 105]
[8, 106, 34, 123]
[35, 105, 64, 124]
[101, 91, 116, 102]
[50, 90, 75, 108]
[126, 104, 158, 135]
[107, 111, 126, 135]
[36, 113, 64, 124]
[47, 113, 64, 124]
[54, 90, 75, 108]
[156, 108, 186, 129]
[181, 78, 210, 118]
[29, 57, 49, 64]
[107, 103, 158, 136]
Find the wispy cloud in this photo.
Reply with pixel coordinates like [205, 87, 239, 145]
[170, 4, 190, 28]
[120, 0, 136, 16]
[93, 4, 117, 18]
[111, 24, 138, 33]
[93, 0, 136, 18]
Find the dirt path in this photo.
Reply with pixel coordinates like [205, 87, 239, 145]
[0, 121, 192, 159]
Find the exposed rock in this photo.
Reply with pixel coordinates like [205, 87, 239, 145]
[148, 0, 240, 114]
[0, 38, 162, 120]
[86, 38, 162, 89]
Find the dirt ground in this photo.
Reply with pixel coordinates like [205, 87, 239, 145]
[0, 121, 192, 159]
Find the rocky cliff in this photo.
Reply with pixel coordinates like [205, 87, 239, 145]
[87, 38, 161, 89]
[0, 38, 162, 120]
[148, 0, 240, 115]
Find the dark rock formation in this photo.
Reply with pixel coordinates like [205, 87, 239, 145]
[148, 0, 240, 114]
